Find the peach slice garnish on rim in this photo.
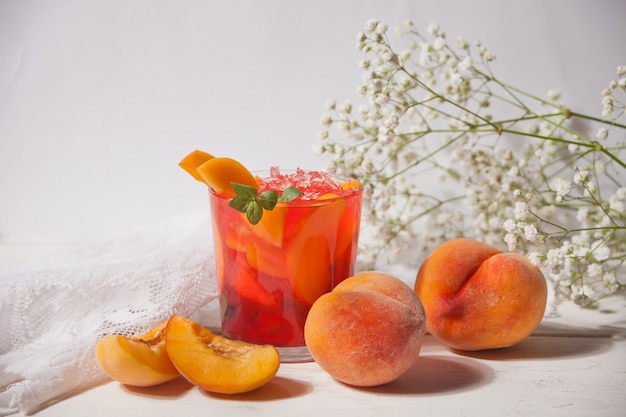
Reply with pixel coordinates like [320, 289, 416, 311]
[179, 150, 258, 197]
[197, 157, 258, 197]
[95, 321, 180, 387]
[178, 149, 216, 182]
[165, 315, 280, 394]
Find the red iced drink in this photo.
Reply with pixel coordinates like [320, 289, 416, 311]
[209, 168, 362, 362]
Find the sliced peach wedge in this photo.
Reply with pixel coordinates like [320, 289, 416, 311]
[197, 157, 258, 197]
[165, 315, 280, 394]
[178, 149, 216, 182]
[179, 150, 293, 241]
[245, 206, 289, 247]
[95, 321, 180, 387]
[178, 150, 258, 197]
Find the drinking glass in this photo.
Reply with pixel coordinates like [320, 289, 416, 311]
[209, 171, 363, 362]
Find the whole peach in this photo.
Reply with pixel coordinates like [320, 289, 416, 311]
[414, 238, 547, 351]
[304, 272, 425, 386]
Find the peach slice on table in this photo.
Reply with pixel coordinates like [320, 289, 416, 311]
[165, 315, 280, 394]
[178, 149, 215, 182]
[95, 321, 180, 387]
[197, 157, 258, 196]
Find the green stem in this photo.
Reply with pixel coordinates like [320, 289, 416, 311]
[570, 111, 626, 130]
[400, 67, 504, 134]
[499, 129, 626, 170]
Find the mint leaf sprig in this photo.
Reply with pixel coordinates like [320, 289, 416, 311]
[228, 183, 302, 225]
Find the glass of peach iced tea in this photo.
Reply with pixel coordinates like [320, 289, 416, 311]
[209, 167, 362, 362]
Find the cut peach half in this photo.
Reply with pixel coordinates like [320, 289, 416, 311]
[178, 150, 216, 182]
[95, 321, 180, 387]
[197, 157, 258, 196]
[165, 315, 280, 394]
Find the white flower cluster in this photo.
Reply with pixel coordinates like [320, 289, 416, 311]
[316, 19, 626, 307]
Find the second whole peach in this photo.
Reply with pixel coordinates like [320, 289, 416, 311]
[304, 272, 425, 387]
[414, 238, 548, 351]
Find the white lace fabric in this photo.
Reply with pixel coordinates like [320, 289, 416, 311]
[0, 212, 218, 416]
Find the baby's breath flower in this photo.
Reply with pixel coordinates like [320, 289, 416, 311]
[547, 89, 561, 101]
[503, 218, 517, 233]
[319, 114, 333, 127]
[528, 251, 543, 266]
[603, 272, 619, 291]
[427, 22, 440, 36]
[318, 19, 626, 306]
[375, 22, 388, 35]
[592, 241, 611, 261]
[458, 56, 472, 71]
[340, 102, 352, 116]
[504, 233, 518, 251]
[573, 167, 591, 185]
[366, 19, 379, 33]
[433, 36, 446, 51]
[546, 247, 564, 270]
[552, 177, 572, 201]
[523, 224, 539, 243]
[514, 201, 531, 220]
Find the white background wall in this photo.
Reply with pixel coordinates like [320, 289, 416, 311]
[1, 0, 624, 243]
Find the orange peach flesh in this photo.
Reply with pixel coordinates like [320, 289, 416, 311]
[165, 315, 280, 394]
[178, 149, 215, 182]
[196, 157, 258, 196]
[95, 322, 180, 387]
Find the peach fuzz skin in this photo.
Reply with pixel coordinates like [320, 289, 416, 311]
[414, 238, 547, 351]
[304, 272, 425, 387]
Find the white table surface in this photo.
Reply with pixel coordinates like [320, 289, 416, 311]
[2, 243, 625, 417]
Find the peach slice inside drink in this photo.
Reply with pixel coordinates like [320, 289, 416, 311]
[178, 150, 258, 196]
[285, 199, 347, 306]
[178, 150, 215, 182]
[245, 205, 289, 248]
